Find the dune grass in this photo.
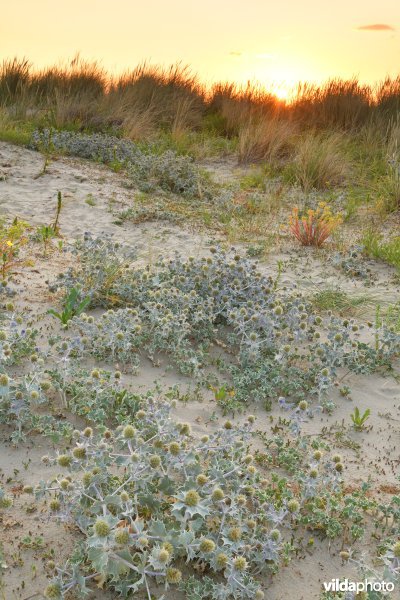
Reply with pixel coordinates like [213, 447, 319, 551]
[0, 56, 400, 253]
[311, 288, 376, 317]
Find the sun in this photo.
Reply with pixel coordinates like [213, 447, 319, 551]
[273, 87, 289, 101]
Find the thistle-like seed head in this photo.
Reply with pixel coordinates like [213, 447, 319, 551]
[166, 567, 182, 584]
[199, 538, 215, 553]
[233, 556, 248, 571]
[184, 489, 200, 506]
[123, 425, 136, 439]
[94, 519, 111, 537]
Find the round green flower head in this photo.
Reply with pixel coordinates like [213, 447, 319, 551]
[158, 549, 170, 563]
[335, 462, 344, 473]
[0, 374, 9, 386]
[60, 479, 70, 490]
[228, 527, 242, 542]
[340, 550, 350, 561]
[270, 529, 281, 541]
[120, 491, 129, 503]
[287, 499, 300, 513]
[94, 519, 111, 537]
[332, 454, 342, 463]
[123, 425, 136, 439]
[149, 455, 161, 469]
[136, 410, 146, 419]
[313, 450, 322, 461]
[23, 485, 33, 494]
[211, 488, 224, 502]
[298, 400, 308, 411]
[224, 420, 233, 430]
[199, 538, 216, 553]
[72, 446, 86, 460]
[49, 499, 60, 511]
[57, 454, 71, 467]
[44, 583, 62, 599]
[114, 528, 130, 545]
[244, 454, 253, 464]
[169, 442, 181, 456]
[309, 468, 318, 479]
[255, 591, 265, 600]
[233, 556, 248, 571]
[166, 568, 182, 584]
[83, 427, 93, 438]
[216, 552, 228, 568]
[138, 536, 149, 547]
[196, 474, 208, 486]
[184, 489, 200, 507]
[82, 472, 92, 487]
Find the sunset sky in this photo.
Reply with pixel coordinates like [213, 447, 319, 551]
[2, 0, 399, 96]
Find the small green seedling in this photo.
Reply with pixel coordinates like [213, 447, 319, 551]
[37, 225, 55, 257]
[48, 287, 91, 326]
[350, 407, 371, 431]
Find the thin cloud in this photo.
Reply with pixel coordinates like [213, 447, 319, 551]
[357, 23, 395, 31]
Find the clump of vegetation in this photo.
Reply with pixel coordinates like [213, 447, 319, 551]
[237, 117, 295, 164]
[350, 406, 371, 431]
[284, 132, 350, 191]
[29, 129, 213, 198]
[289, 203, 342, 247]
[48, 286, 91, 326]
[50, 238, 400, 413]
[311, 289, 374, 317]
[331, 245, 374, 281]
[362, 230, 400, 272]
[0, 217, 29, 284]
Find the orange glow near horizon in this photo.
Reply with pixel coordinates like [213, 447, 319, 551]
[1, 0, 399, 94]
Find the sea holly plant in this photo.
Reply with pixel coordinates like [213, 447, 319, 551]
[46, 237, 400, 408]
[34, 404, 287, 599]
[30, 401, 396, 600]
[30, 129, 214, 198]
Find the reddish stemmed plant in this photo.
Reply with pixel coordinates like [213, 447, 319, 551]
[289, 203, 342, 247]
